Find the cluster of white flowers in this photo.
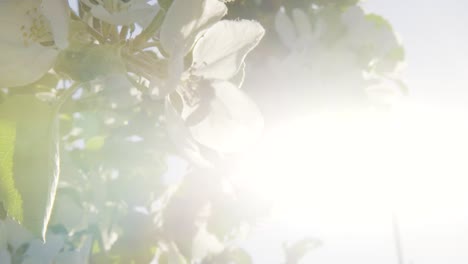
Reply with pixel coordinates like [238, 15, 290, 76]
[260, 5, 405, 109]
[161, 0, 264, 163]
[0, 0, 266, 262]
[0, 0, 265, 162]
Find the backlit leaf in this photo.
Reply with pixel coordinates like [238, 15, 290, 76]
[0, 95, 60, 240]
[0, 120, 22, 222]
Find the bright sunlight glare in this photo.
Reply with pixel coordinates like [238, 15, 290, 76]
[234, 106, 468, 223]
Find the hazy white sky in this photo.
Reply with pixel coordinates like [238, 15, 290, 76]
[365, 0, 468, 109]
[244, 1, 468, 263]
[362, 2, 468, 263]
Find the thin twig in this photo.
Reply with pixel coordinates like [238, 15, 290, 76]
[71, 12, 107, 43]
[392, 212, 405, 264]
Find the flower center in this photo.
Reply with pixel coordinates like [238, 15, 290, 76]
[177, 78, 215, 110]
[20, 7, 53, 47]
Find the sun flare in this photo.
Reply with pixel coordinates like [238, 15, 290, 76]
[234, 106, 468, 222]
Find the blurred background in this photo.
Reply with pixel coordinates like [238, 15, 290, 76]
[240, 1, 468, 263]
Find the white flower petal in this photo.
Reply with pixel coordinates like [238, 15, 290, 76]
[191, 20, 265, 80]
[90, 3, 159, 26]
[0, 0, 62, 87]
[275, 6, 297, 50]
[0, 44, 58, 88]
[187, 81, 263, 153]
[230, 62, 246, 88]
[292, 8, 312, 44]
[165, 51, 186, 95]
[160, 0, 227, 56]
[41, 0, 70, 49]
[165, 97, 212, 167]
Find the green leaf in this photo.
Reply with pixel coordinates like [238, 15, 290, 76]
[0, 119, 23, 222]
[0, 95, 60, 240]
[85, 136, 107, 151]
[366, 13, 392, 30]
[159, 0, 174, 10]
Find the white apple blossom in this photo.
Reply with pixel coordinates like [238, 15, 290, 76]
[266, 5, 403, 108]
[0, 0, 69, 88]
[275, 7, 317, 51]
[161, 0, 265, 156]
[160, 0, 227, 92]
[160, 0, 227, 57]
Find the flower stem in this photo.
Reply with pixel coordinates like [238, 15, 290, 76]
[56, 82, 81, 112]
[132, 9, 166, 50]
[71, 12, 107, 43]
